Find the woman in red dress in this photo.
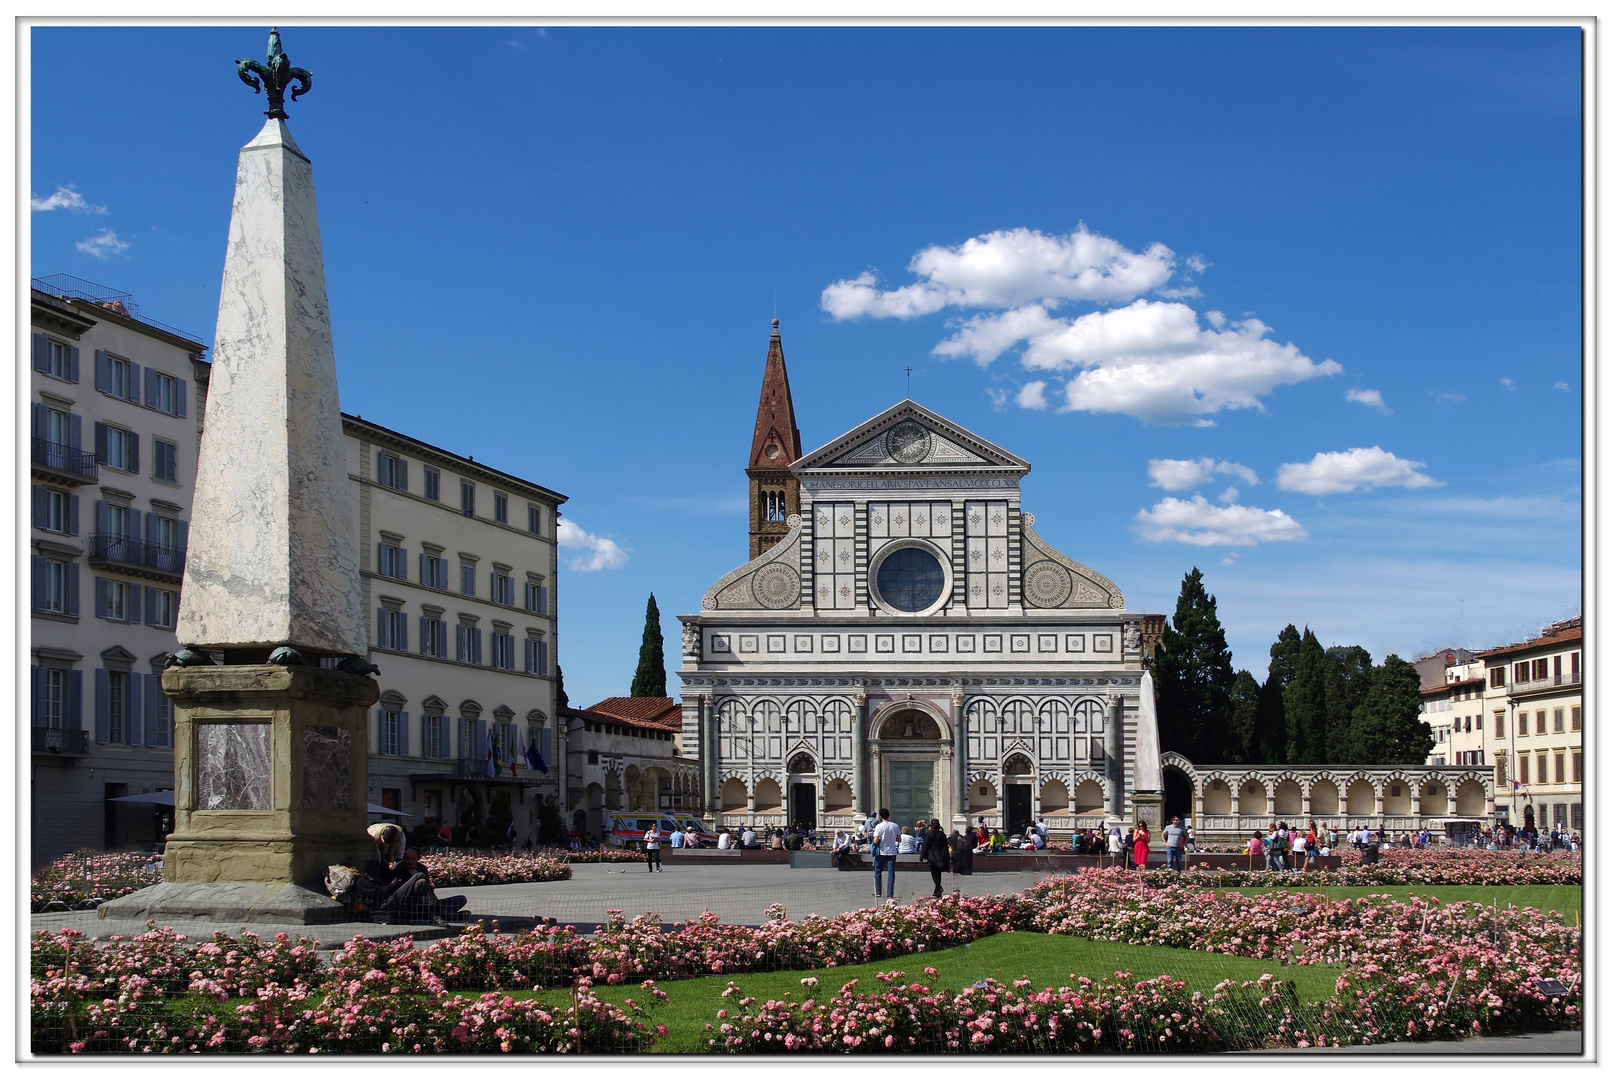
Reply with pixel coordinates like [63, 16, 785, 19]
[1132, 821, 1150, 869]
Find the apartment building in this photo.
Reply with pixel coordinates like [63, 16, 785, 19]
[28, 277, 208, 862]
[1417, 650, 1487, 767]
[1479, 617, 1583, 832]
[346, 415, 566, 839]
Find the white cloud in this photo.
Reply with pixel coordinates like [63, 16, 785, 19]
[1553, 381, 1570, 391]
[1433, 392, 1466, 403]
[31, 184, 107, 214]
[75, 229, 129, 259]
[1217, 487, 1241, 504]
[1016, 380, 1048, 410]
[1146, 456, 1259, 491]
[1275, 446, 1443, 495]
[1134, 496, 1308, 547]
[1500, 377, 1516, 391]
[1345, 387, 1390, 413]
[984, 388, 1009, 412]
[556, 518, 627, 570]
[935, 299, 1340, 425]
[821, 225, 1178, 320]
[1185, 254, 1210, 274]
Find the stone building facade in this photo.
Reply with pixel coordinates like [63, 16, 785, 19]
[346, 415, 565, 838]
[562, 697, 699, 840]
[28, 278, 210, 863]
[1479, 617, 1583, 832]
[679, 327, 1154, 834]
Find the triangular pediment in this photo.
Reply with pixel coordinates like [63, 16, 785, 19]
[794, 400, 1030, 476]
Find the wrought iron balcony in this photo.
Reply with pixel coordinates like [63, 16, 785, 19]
[31, 439, 97, 484]
[32, 727, 89, 755]
[87, 534, 185, 581]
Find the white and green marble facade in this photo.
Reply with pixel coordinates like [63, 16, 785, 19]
[680, 401, 1154, 833]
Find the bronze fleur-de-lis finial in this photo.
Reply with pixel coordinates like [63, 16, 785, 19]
[236, 27, 312, 121]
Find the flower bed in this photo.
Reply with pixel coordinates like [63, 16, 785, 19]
[418, 853, 572, 887]
[31, 851, 162, 912]
[560, 849, 648, 865]
[1161, 849, 1579, 888]
[32, 865, 1581, 1054]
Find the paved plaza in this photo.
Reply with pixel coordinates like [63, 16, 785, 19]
[34, 861, 1057, 947]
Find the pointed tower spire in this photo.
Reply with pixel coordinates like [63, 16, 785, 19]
[746, 319, 804, 559]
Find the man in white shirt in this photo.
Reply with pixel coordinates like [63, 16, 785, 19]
[871, 808, 902, 898]
[741, 826, 757, 849]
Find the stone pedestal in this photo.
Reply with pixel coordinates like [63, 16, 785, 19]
[1131, 791, 1165, 830]
[100, 664, 377, 924]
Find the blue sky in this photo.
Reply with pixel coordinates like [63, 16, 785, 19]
[29, 25, 1584, 706]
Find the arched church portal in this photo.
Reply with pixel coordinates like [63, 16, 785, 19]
[876, 707, 945, 828]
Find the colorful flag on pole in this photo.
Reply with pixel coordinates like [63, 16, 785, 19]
[484, 732, 496, 778]
[526, 733, 548, 773]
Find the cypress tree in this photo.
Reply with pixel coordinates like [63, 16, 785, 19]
[1350, 655, 1432, 764]
[1152, 568, 1235, 762]
[1256, 625, 1301, 764]
[1324, 645, 1373, 762]
[629, 593, 666, 697]
[1283, 628, 1327, 763]
[1225, 670, 1262, 764]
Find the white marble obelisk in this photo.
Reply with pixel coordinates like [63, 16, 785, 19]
[177, 119, 366, 656]
[1133, 670, 1165, 792]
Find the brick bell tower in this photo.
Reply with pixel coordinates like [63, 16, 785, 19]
[747, 319, 804, 559]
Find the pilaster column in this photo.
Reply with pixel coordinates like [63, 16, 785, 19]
[700, 693, 717, 815]
[1106, 693, 1124, 819]
[852, 683, 868, 813]
[952, 686, 967, 815]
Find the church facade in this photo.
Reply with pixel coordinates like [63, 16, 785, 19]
[678, 324, 1159, 834]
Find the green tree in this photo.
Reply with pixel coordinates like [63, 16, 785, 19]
[1323, 645, 1373, 762]
[1152, 568, 1235, 762]
[1256, 625, 1301, 764]
[535, 795, 563, 845]
[1224, 670, 1262, 764]
[1349, 655, 1432, 764]
[630, 593, 666, 697]
[485, 789, 514, 841]
[1283, 628, 1328, 763]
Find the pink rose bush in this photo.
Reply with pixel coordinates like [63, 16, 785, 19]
[32, 858, 1581, 1054]
[32, 923, 660, 1055]
[417, 852, 572, 887]
[31, 850, 162, 912]
[1137, 849, 1580, 889]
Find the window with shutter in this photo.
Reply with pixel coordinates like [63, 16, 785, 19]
[423, 466, 440, 502]
[494, 492, 508, 524]
[528, 504, 542, 535]
[95, 669, 111, 743]
[461, 480, 475, 517]
[127, 672, 144, 745]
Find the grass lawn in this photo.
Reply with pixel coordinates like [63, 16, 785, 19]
[1224, 884, 1582, 925]
[543, 931, 1344, 1052]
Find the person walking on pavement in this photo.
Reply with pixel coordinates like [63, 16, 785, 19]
[1109, 824, 1126, 868]
[871, 808, 901, 899]
[921, 819, 950, 898]
[643, 825, 663, 872]
[1132, 820, 1151, 870]
[1162, 815, 1186, 872]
